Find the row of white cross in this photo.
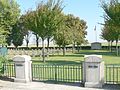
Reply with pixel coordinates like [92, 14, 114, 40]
[7, 48, 73, 57]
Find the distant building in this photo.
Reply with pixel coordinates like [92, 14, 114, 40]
[91, 42, 102, 50]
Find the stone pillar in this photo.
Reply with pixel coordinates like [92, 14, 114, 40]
[13, 55, 32, 83]
[83, 55, 104, 88]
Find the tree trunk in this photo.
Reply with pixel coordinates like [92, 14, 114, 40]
[26, 40, 29, 47]
[36, 38, 39, 48]
[108, 41, 110, 51]
[72, 42, 75, 53]
[47, 37, 50, 53]
[58, 46, 61, 55]
[35, 34, 39, 48]
[63, 46, 66, 56]
[42, 39, 45, 62]
[77, 44, 80, 53]
[110, 41, 113, 52]
[116, 40, 118, 56]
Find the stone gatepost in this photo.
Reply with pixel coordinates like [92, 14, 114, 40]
[83, 55, 104, 88]
[13, 55, 32, 83]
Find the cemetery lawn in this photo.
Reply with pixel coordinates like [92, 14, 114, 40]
[32, 50, 120, 64]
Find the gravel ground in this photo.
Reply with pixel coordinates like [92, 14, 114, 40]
[0, 80, 120, 90]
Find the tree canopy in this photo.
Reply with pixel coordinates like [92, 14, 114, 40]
[23, 0, 64, 62]
[54, 14, 87, 55]
[0, 0, 20, 45]
[101, 0, 120, 55]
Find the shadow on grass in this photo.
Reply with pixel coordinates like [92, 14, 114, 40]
[32, 60, 81, 65]
[49, 54, 84, 57]
[75, 50, 119, 57]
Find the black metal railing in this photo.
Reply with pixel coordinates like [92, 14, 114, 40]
[105, 64, 120, 84]
[2, 62, 15, 78]
[32, 63, 83, 83]
[3, 62, 120, 85]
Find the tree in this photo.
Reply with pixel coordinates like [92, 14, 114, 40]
[21, 14, 40, 48]
[101, 0, 120, 55]
[19, 16, 32, 48]
[101, 0, 120, 25]
[0, 27, 8, 45]
[34, 33, 40, 48]
[0, 0, 20, 45]
[24, 0, 64, 62]
[54, 14, 88, 55]
[101, 24, 115, 51]
[24, 30, 32, 47]
[65, 14, 77, 53]
[54, 15, 72, 56]
[64, 14, 87, 53]
[11, 21, 24, 48]
[75, 19, 87, 52]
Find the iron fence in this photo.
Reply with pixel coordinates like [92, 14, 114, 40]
[105, 64, 120, 84]
[2, 62, 120, 85]
[2, 62, 15, 78]
[32, 63, 83, 83]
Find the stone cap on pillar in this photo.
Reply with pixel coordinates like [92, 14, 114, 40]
[84, 55, 102, 63]
[13, 55, 31, 62]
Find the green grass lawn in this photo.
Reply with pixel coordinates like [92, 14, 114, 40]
[31, 50, 120, 64]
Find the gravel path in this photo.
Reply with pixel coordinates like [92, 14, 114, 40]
[0, 80, 119, 90]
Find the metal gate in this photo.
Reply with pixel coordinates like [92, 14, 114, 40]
[0, 63, 15, 81]
[105, 64, 120, 84]
[32, 63, 83, 83]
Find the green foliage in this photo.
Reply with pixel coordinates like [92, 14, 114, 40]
[0, 27, 7, 45]
[101, 0, 120, 40]
[12, 22, 24, 48]
[54, 14, 88, 55]
[75, 19, 87, 45]
[101, 24, 114, 42]
[23, 0, 88, 58]
[101, 0, 120, 55]
[54, 14, 87, 47]
[0, 0, 20, 30]
[101, 0, 120, 25]
[0, 56, 7, 74]
[23, 0, 63, 40]
[0, 0, 20, 45]
[23, 0, 64, 62]
[54, 14, 72, 47]
[9, 20, 24, 48]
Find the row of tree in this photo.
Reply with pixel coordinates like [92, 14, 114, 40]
[101, 0, 120, 55]
[0, 0, 87, 62]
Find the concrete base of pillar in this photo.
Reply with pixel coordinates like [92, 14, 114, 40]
[14, 78, 31, 83]
[85, 82, 103, 88]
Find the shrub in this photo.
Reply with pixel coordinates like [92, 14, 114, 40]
[0, 56, 7, 75]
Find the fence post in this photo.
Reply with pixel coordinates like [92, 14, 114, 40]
[83, 55, 104, 88]
[55, 65, 57, 83]
[13, 55, 32, 83]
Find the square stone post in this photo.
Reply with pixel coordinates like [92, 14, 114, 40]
[83, 55, 104, 88]
[13, 55, 32, 83]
